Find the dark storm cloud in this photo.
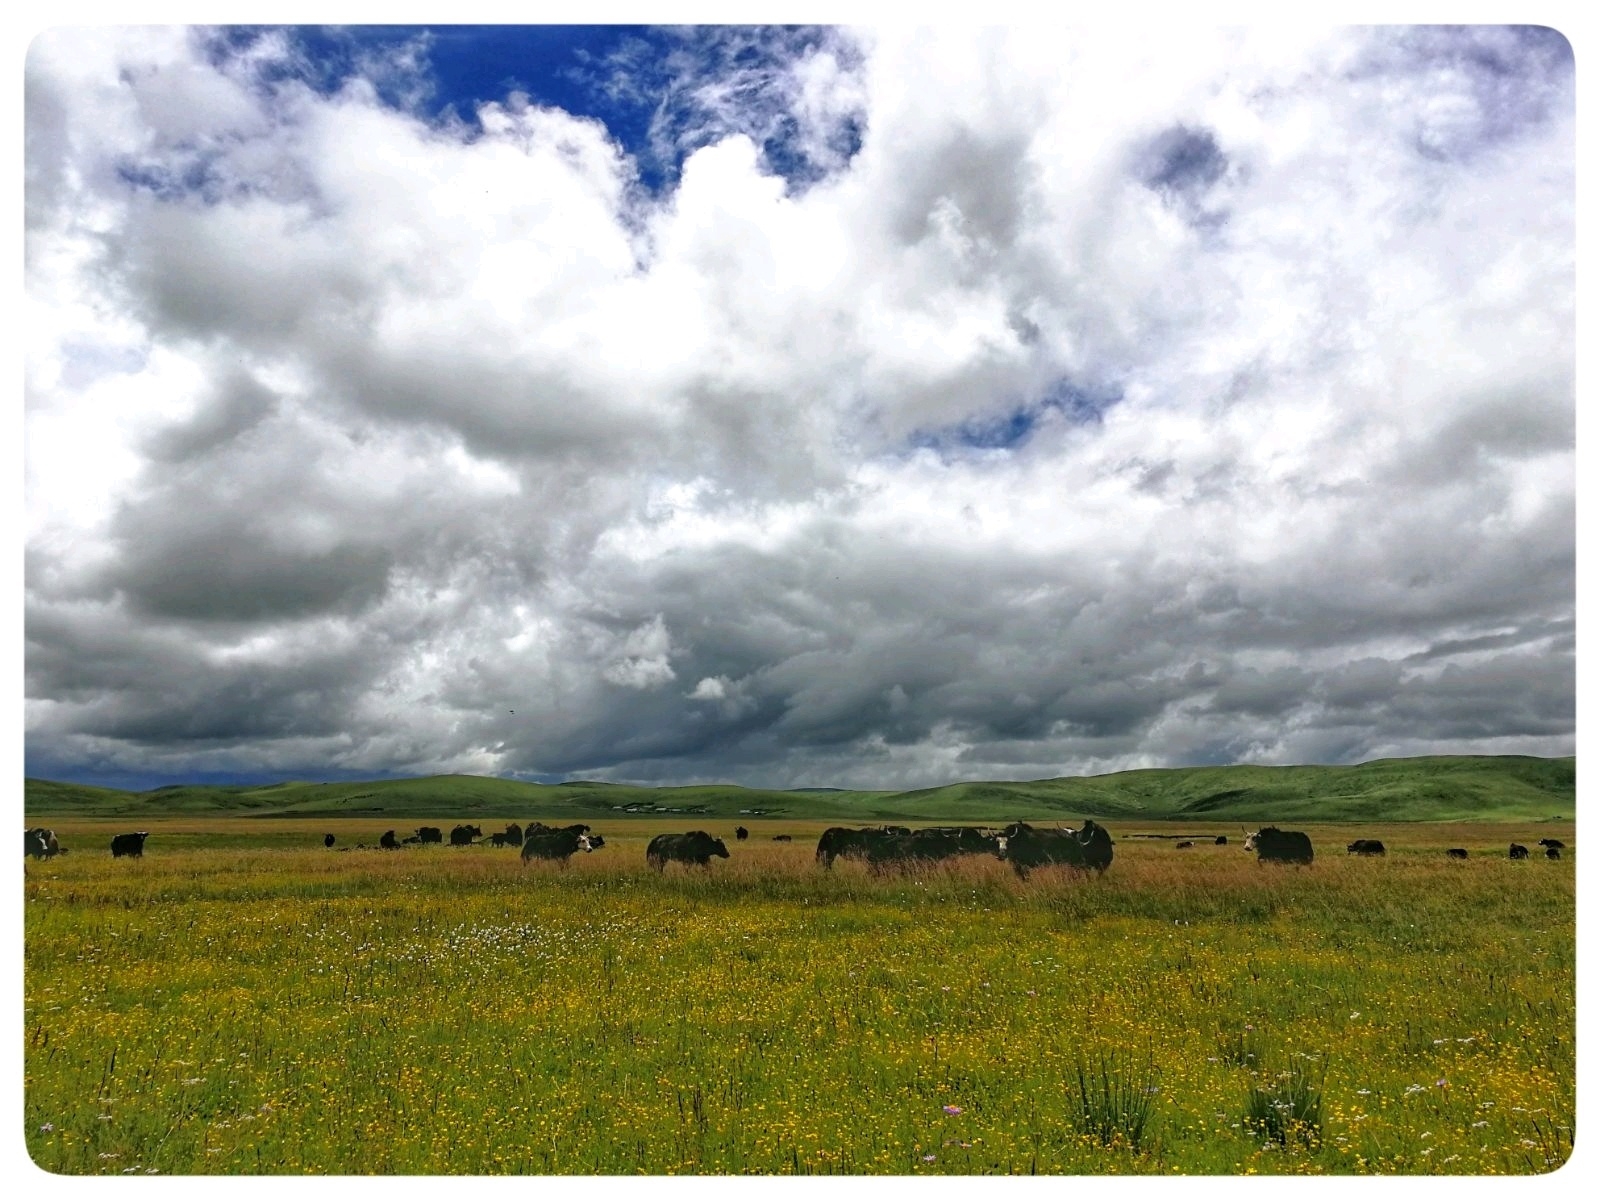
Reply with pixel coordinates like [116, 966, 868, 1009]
[144, 371, 278, 463]
[1207, 666, 1313, 717]
[112, 528, 393, 623]
[25, 600, 377, 745]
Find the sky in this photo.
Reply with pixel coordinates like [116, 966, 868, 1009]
[22, 22, 1577, 792]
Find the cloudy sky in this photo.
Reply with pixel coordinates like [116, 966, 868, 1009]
[23, 23, 1575, 791]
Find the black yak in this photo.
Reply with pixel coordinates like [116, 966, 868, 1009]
[1244, 827, 1313, 865]
[864, 826, 1003, 873]
[814, 826, 913, 869]
[521, 828, 595, 865]
[998, 821, 1113, 878]
[647, 831, 729, 871]
[111, 831, 149, 858]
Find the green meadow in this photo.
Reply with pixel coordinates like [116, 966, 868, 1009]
[23, 753, 1576, 823]
[23, 815, 1574, 1175]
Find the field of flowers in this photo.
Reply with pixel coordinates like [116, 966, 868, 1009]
[23, 820, 1574, 1175]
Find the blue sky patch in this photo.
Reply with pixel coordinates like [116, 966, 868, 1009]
[200, 25, 864, 195]
[912, 379, 1124, 457]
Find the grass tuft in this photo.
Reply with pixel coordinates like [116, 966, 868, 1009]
[1244, 1054, 1325, 1149]
[1071, 1045, 1160, 1153]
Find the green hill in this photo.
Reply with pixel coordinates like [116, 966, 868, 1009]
[23, 755, 1574, 824]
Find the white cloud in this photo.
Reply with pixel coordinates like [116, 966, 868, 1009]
[24, 26, 1574, 788]
[689, 677, 728, 701]
[601, 616, 677, 690]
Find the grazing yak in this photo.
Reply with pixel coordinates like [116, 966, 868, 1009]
[1176, 840, 1195, 850]
[864, 826, 1003, 873]
[735, 826, 749, 841]
[416, 827, 443, 844]
[998, 821, 1113, 878]
[814, 826, 913, 869]
[324, 834, 336, 848]
[772, 834, 793, 842]
[1509, 843, 1530, 860]
[1215, 836, 1229, 845]
[487, 823, 525, 847]
[1537, 838, 1565, 851]
[1447, 848, 1470, 860]
[1244, 827, 1313, 865]
[25, 828, 63, 859]
[379, 830, 401, 849]
[647, 831, 730, 871]
[111, 831, 149, 858]
[449, 824, 482, 846]
[523, 822, 598, 846]
[521, 828, 596, 865]
[1346, 839, 1386, 856]
[1545, 846, 1561, 860]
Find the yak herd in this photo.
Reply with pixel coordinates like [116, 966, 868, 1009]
[24, 823, 1571, 869]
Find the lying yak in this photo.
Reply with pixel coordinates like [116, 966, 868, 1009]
[646, 831, 729, 871]
[1346, 839, 1386, 856]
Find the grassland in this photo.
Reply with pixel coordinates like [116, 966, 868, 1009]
[23, 818, 1573, 1175]
[23, 753, 1577, 824]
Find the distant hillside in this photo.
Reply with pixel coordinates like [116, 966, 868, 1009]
[24, 755, 1574, 824]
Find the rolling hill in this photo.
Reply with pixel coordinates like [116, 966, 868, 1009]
[23, 755, 1574, 824]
